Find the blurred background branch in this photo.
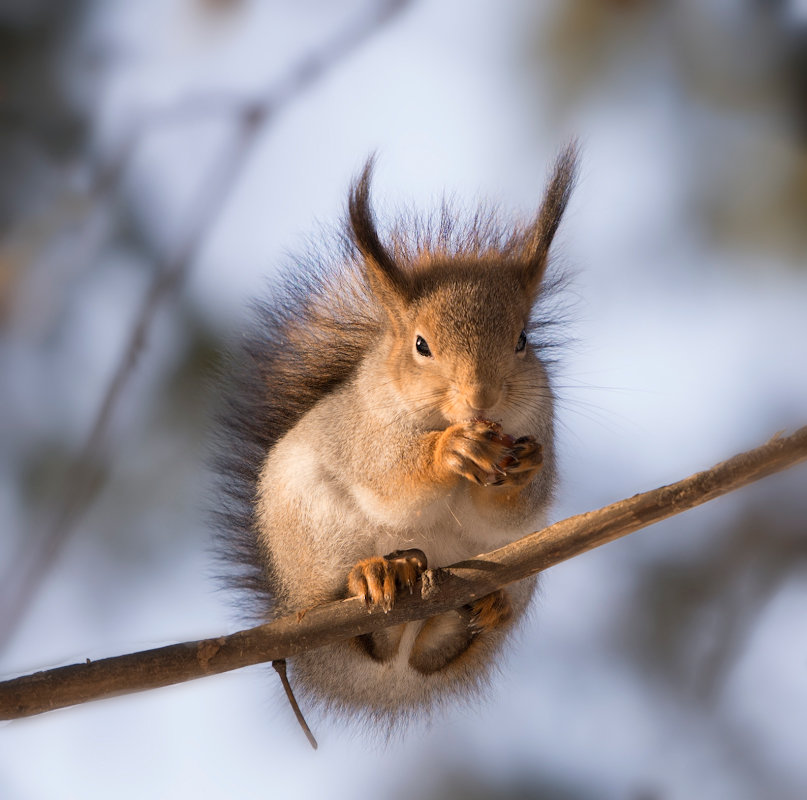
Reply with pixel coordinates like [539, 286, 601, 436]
[0, 0, 412, 651]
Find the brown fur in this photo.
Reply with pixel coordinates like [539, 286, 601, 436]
[216, 145, 578, 727]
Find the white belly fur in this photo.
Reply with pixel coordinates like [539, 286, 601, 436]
[258, 423, 543, 721]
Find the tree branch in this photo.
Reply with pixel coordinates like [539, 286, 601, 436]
[1, 425, 805, 721]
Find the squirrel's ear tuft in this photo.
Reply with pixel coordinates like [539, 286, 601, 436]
[521, 141, 578, 295]
[349, 157, 410, 308]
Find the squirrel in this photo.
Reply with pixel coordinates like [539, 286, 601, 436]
[215, 144, 577, 729]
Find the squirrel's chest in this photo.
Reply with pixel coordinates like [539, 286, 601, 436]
[356, 482, 526, 566]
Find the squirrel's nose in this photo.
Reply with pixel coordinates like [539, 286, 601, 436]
[467, 384, 501, 415]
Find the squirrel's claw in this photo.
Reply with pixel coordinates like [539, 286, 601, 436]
[443, 421, 544, 489]
[347, 549, 428, 612]
[468, 589, 512, 636]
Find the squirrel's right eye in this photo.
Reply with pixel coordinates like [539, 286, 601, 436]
[415, 336, 432, 358]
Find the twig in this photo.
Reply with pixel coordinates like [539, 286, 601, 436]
[272, 659, 318, 750]
[0, 0, 413, 650]
[1, 425, 805, 720]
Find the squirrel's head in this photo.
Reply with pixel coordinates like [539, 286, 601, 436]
[347, 147, 576, 428]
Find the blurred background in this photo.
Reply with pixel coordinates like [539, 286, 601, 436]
[1, 0, 807, 798]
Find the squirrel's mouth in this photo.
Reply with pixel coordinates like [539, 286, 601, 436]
[449, 407, 506, 428]
[450, 391, 506, 426]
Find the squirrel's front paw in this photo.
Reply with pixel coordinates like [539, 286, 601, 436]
[498, 435, 544, 488]
[439, 420, 543, 488]
[347, 548, 427, 613]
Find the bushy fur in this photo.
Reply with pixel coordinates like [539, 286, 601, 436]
[213, 146, 577, 727]
[212, 239, 380, 621]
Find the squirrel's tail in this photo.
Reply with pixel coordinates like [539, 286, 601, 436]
[211, 233, 380, 620]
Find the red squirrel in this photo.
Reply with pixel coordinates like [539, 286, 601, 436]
[216, 145, 577, 727]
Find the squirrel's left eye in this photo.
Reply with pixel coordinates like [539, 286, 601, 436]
[415, 335, 432, 357]
[515, 330, 527, 353]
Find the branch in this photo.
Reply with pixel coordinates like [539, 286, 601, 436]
[1, 425, 805, 720]
[0, 0, 413, 650]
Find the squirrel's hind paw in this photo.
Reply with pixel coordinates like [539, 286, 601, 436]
[468, 589, 512, 636]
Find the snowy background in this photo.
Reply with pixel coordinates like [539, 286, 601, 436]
[1, 1, 807, 798]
